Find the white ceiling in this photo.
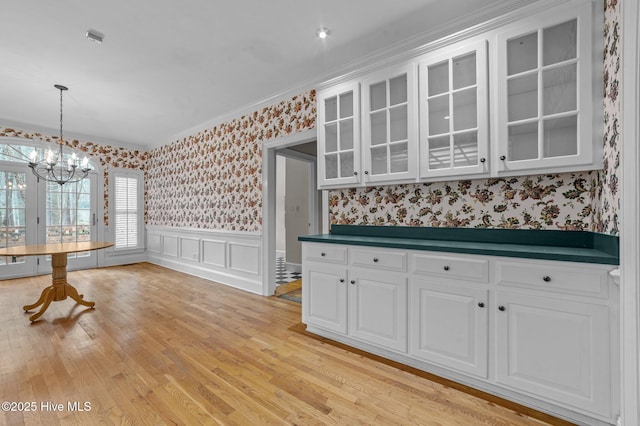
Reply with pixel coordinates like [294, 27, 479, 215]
[0, 0, 524, 149]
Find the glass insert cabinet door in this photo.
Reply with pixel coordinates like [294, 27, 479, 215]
[317, 81, 361, 188]
[361, 62, 417, 183]
[419, 39, 489, 179]
[496, 3, 593, 172]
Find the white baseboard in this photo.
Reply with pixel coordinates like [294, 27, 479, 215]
[285, 262, 302, 273]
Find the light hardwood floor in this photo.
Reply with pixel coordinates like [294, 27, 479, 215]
[0, 263, 571, 425]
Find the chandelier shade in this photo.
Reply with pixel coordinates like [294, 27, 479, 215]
[28, 84, 90, 185]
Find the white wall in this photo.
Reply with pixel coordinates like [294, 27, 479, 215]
[285, 157, 310, 267]
[275, 155, 286, 256]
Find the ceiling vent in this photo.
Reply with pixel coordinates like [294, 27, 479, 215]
[85, 29, 104, 43]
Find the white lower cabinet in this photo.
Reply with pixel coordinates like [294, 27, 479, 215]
[495, 291, 612, 418]
[349, 269, 407, 352]
[409, 278, 488, 378]
[303, 262, 348, 334]
[301, 242, 618, 425]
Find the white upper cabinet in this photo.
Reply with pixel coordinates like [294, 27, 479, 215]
[419, 39, 489, 179]
[494, 2, 598, 174]
[317, 82, 361, 188]
[315, 0, 602, 189]
[361, 63, 418, 184]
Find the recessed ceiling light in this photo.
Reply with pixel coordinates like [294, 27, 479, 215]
[85, 29, 104, 43]
[316, 27, 331, 39]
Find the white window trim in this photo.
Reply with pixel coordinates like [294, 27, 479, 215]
[109, 168, 144, 253]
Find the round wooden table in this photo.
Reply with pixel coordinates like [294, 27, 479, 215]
[0, 241, 114, 322]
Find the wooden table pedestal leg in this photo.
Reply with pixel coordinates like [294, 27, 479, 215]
[23, 253, 95, 322]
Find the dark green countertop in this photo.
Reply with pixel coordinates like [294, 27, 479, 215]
[298, 225, 619, 265]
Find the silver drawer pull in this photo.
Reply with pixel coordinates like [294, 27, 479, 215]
[543, 275, 551, 282]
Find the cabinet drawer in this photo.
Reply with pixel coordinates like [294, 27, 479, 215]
[411, 253, 489, 282]
[305, 244, 347, 264]
[351, 248, 406, 272]
[496, 261, 609, 298]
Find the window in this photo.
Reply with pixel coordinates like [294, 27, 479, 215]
[112, 170, 143, 250]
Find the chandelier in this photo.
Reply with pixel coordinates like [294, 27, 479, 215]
[28, 84, 90, 185]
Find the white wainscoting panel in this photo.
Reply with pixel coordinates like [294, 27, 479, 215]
[163, 235, 179, 257]
[146, 226, 263, 294]
[148, 233, 162, 253]
[180, 237, 201, 262]
[229, 243, 261, 275]
[202, 239, 227, 268]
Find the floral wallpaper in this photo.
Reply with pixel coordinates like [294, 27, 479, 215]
[329, 1, 621, 235]
[600, 0, 621, 235]
[0, 125, 148, 226]
[145, 92, 316, 232]
[329, 173, 600, 230]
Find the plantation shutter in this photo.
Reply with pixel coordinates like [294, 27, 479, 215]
[114, 174, 139, 249]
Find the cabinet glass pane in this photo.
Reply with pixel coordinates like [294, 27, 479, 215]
[390, 143, 408, 173]
[543, 64, 577, 115]
[325, 96, 337, 122]
[543, 19, 577, 66]
[428, 95, 450, 136]
[389, 74, 407, 106]
[371, 146, 387, 175]
[371, 111, 387, 146]
[339, 118, 354, 150]
[390, 105, 408, 142]
[452, 52, 476, 90]
[453, 88, 477, 131]
[370, 81, 387, 111]
[339, 92, 353, 118]
[508, 122, 538, 161]
[453, 131, 479, 167]
[428, 61, 449, 96]
[325, 123, 337, 152]
[543, 115, 577, 158]
[428, 136, 451, 170]
[325, 154, 338, 179]
[508, 32, 538, 75]
[339, 152, 354, 178]
[508, 74, 538, 122]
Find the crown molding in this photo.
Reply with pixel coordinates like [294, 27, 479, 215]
[0, 118, 148, 152]
[154, 0, 587, 151]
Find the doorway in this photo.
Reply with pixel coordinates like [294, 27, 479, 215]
[262, 129, 326, 296]
[274, 144, 319, 287]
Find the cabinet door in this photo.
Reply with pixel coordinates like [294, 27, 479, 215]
[361, 63, 417, 184]
[348, 269, 407, 352]
[495, 291, 611, 418]
[419, 39, 489, 179]
[495, 3, 595, 173]
[317, 82, 361, 188]
[303, 263, 348, 334]
[409, 278, 488, 378]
